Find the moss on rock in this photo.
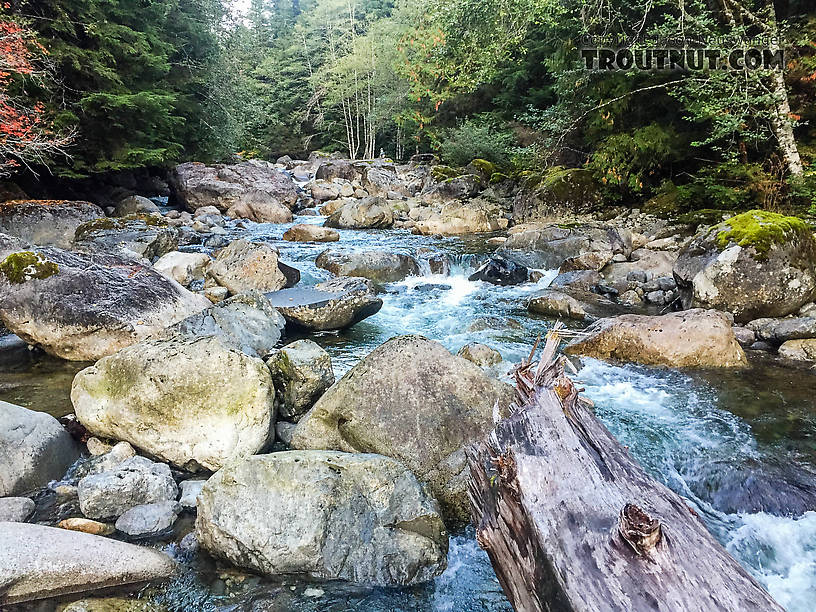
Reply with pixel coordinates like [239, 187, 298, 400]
[0, 251, 59, 284]
[713, 209, 812, 258]
[468, 159, 496, 176]
[430, 165, 460, 182]
[489, 172, 509, 184]
[75, 214, 168, 238]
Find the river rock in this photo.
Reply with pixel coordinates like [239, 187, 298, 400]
[673, 210, 816, 322]
[72, 335, 275, 471]
[746, 317, 816, 344]
[77, 457, 178, 520]
[412, 202, 507, 235]
[468, 257, 527, 286]
[113, 195, 161, 216]
[0, 200, 104, 249]
[316, 249, 419, 283]
[457, 343, 502, 367]
[0, 401, 79, 497]
[115, 501, 182, 538]
[208, 239, 289, 294]
[179, 479, 206, 509]
[153, 251, 210, 286]
[565, 308, 748, 368]
[57, 517, 115, 536]
[600, 248, 678, 293]
[778, 339, 816, 362]
[74, 441, 137, 480]
[315, 160, 359, 181]
[171, 161, 299, 215]
[0, 496, 35, 522]
[168, 292, 285, 357]
[0, 522, 175, 605]
[291, 335, 514, 523]
[0, 247, 210, 360]
[266, 340, 335, 421]
[195, 451, 448, 586]
[421, 174, 483, 202]
[74, 215, 179, 261]
[266, 283, 382, 331]
[283, 223, 340, 242]
[324, 196, 394, 229]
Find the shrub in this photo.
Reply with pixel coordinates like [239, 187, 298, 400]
[437, 116, 516, 167]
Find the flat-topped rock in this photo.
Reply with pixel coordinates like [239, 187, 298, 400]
[0, 200, 104, 249]
[266, 286, 382, 331]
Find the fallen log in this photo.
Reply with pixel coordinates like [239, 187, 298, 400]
[466, 327, 782, 612]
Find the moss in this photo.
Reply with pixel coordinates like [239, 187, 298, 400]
[643, 185, 682, 218]
[0, 251, 59, 284]
[431, 165, 460, 182]
[75, 213, 168, 239]
[489, 172, 509, 184]
[468, 158, 496, 176]
[713, 210, 812, 258]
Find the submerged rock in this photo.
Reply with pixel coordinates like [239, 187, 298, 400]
[196, 451, 448, 586]
[565, 308, 748, 368]
[316, 249, 419, 283]
[0, 247, 210, 361]
[72, 335, 275, 471]
[0, 400, 79, 497]
[208, 239, 290, 295]
[266, 339, 335, 421]
[291, 335, 514, 523]
[468, 257, 527, 286]
[0, 200, 103, 249]
[674, 210, 816, 322]
[0, 522, 175, 605]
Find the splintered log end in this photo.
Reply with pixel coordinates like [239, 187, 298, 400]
[618, 503, 662, 557]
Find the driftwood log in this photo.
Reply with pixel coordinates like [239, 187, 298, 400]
[466, 328, 782, 612]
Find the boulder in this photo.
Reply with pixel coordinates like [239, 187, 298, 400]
[196, 451, 448, 586]
[468, 257, 527, 286]
[152, 251, 211, 286]
[511, 167, 602, 221]
[266, 282, 382, 331]
[170, 161, 299, 215]
[673, 210, 816, 322]
[290, 336, 514, 523]
[564, 309, 748, 368]
[0, 522, 175, 605]
[0, 200, 104, 249]
[113, 195, 161, 216]
[363, 167, 410, 197]
[746, 317, 816, 344]
[168, 292, 285, 358]
[266, 339, 335, 421]
[225, 199, 293, 223]
[208, 239, 289, 295]
[115, 501, 182, 538]
[283, 223, 340, 242]
[72, 335, 276, 471]
[412, 202, 507, 236]
[778, 339, 816, 362]
[77, 457, 178, 520]
[74, 441, 137, 480]
[421, 174, 483, 202]
[0, 247, 210, 361]
[457, 343, 502, 367]
[324, 196, 394, 229]
[0, 401, 79, 496]
[600, 249, 678, 293]
[0, 496, 35, 522]
[315, 160, 359, 181]
[73, 215, 179, 261]
[316, 249, 419, 283]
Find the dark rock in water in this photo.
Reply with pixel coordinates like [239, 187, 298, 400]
[266, 286, 382, 331]
[465, 316, 523, 332]
[468, 257, 527, 286]
[0, 200, 104, 249]
[412, 283, 452, 293]
[73, 214, 179, 261]
[749, 341, 775, 352]
[278, 260, 301, 288]
[689, 458, 816, 516]
[0, 401, 80, 497]
[747, 316, 816, 344]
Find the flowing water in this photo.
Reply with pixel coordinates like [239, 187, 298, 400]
[5, 214, 816, 611]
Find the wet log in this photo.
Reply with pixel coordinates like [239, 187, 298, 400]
[466, 328, 782, 612]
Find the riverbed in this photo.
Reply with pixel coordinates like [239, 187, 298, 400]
[4, 214, 816, 611]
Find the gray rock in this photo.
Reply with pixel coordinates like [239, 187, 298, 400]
[0, 522, 175, 605]
[778, 339, 816, 361]
[113, 195, 161, 216]
[179, 479, 206, 509]
[153, 251, 211, 286]
[208, 239, 289, 295]
[457, 343, 502, 367]
[0, 401, 79, 497]
[267, 285, 382, 332]
[0, 496, 34, 522]
[74, 441, 137, 480]
[732, 326, 756, 347]
[276, 421, 297, 446]
[0, 200, 103, 249]
[746, 317, 816, 344]
[196, 451, 448, 586]
[316, 249, 419, 283]
[73, 215, 179, 261]
[115, 501, 181, 538]
[77, 457, 178, 520]
[324, 196, 394, 229]
[266, 339, 335, 421]
[657, 276, 677, 291]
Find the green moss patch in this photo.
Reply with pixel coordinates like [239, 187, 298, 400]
[0, 251, 59, 284]
[75, 213, 168, 238]
[489, 172, 509, 184]
[713, 209, 812, 258]
[468, 158, 496, 175]
[431, 165, 460, 182]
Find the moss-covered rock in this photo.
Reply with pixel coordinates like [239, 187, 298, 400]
[0, 251, 59, 284]
[74, 214, 177, 261]
[512, 167, 603, 221]
[642, 185, 682, 217]
[713, 210, 812, 258]
[489, 172, 510, 184]
[430, 165, 460, 182]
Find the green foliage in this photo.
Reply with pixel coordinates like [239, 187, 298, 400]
[676, 163, 786, 211]
[437, 117, 516, 167]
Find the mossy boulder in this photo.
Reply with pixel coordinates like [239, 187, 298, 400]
[465, 159, 496, 182]
[674, 209, 816, 322]
[0, 200, 104, 249]
[74, 214, 177, 261]
[489, 172, 510, 185]
[512, 167, 603, 222]
[643, 186, 683, 217]
[430, 165, 460, 182]
[71, 334, 275, 472]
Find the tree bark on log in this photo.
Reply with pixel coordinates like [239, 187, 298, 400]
[466, 329, 782, 612]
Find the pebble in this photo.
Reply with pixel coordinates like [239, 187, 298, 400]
[58, 517, 115, 536]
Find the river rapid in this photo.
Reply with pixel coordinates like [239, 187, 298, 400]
[4, 213, 815, 611]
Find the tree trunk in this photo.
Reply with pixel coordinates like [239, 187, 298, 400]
[467, 330, 783, 612]
[769, 68, 803, 176]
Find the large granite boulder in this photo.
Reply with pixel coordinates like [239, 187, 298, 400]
[290, 336, 514, 523]
[72, 335, 276, 471]
[153, 250, 211, 286]
[170, 161, 299, 219]
[565, 309, 748, 368]
[316, 249, 419, 283]
[0, 247, 210, 361]
[207, 239, 289, 295]
[412, 201, 507, 236]
[73, 215, 178, 261]
[0, 200, 103, 249]
[196, 451, 448, 586]
[674, 210, 816, 322]
[0, 522, 175, 605]
[0, 401, 79, 496]
[324, 196, 394, 229]
[314, 160, 359, 181]
[283, 223, 340, 242]
[511, 167, 602, 221]
[266, 339, 335, 421]
[112, 195, 161, 217]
